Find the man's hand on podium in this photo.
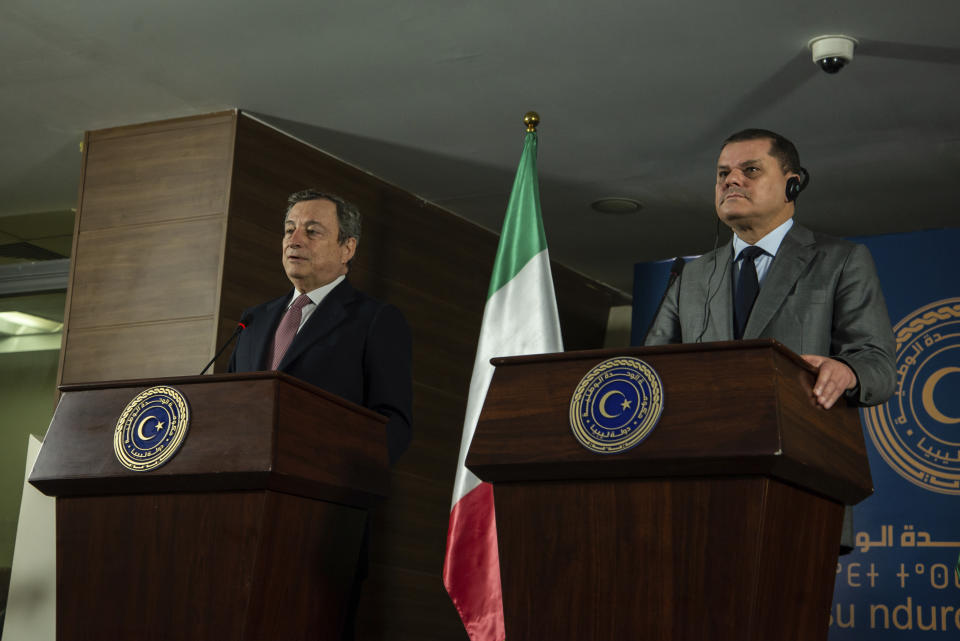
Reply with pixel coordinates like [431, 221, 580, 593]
[801, 354, 858, 410]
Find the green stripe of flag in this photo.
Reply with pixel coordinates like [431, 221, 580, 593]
[487, 131, 548, 299]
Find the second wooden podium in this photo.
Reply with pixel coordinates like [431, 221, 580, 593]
[30, 371, 388, 641]
[466, 340, 872, 641]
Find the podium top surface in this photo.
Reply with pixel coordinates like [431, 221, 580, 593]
[490, 338, 813, 369]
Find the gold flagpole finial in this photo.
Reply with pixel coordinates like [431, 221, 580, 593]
[524, 111, 540, 133]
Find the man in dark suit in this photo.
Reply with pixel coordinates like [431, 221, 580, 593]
[645, 129, 896, 409]
[228, 189, 412, 462]
[229, 189, 412, 638]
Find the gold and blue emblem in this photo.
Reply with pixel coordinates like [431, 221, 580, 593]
[113, 386, 191, 472]
[569, 357, 664, 454]
[863, 298, 960, 494]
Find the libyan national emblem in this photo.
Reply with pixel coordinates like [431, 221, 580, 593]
[862, 297, 960, 494]
[114, 386, 191, 472]
[569, 357, 664, 454]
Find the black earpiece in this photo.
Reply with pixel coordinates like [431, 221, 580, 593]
[786, 167, 810, 202]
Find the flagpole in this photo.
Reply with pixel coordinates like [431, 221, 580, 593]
[443, 111, 563, 641]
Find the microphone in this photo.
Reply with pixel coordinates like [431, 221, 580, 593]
[199, 311, 253, 375]
[643, 257, 685, 344]
[668, 256, 686, 280]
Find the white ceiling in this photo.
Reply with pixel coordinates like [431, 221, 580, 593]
[3, 0, 959, 293]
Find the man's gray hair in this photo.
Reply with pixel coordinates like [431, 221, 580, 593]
[284, 189, 362, 245]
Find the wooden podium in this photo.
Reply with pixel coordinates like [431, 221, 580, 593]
[466, 340, 872, 641]
[29, 371, 389, 641]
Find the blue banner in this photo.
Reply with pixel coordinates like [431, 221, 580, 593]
[830, 228, 960, 638]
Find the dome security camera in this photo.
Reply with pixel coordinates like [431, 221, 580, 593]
[808, 35, 858, 74]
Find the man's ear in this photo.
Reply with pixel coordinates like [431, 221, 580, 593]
[341, 237, 358, 264]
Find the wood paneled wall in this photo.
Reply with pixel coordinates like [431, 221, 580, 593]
[58, 110, 630, 639]
[60, 113, 237, 383]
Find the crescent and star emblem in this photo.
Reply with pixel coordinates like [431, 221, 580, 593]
[862, 298, 960, 495]
[598, 390, 633, 419]
[136, 415, 166, 441]
[570, 357, 664, 455]
[114, 386, 190, 471]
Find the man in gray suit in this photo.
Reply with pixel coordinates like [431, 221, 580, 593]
[645, 129, 896, 410]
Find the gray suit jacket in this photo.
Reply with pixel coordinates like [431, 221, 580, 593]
[645, 223, 896, 406]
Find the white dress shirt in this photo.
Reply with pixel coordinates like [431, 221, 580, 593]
[284, 275, 345, 332]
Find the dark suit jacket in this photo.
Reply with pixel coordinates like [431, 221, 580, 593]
[645, 223, 896, 406]
[228, 279, 413, 462]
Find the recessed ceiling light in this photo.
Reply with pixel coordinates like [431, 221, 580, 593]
[590, 198, 642, 215]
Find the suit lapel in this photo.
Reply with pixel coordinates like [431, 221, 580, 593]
[277, 280, 354, 370]
[250, 295, 289, 370]
[744, 223, 816, 338]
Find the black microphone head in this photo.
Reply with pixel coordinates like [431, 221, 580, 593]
[201, 311, 253, 376]
[670, 256, 686, 277]
[238, 310, 254, 330]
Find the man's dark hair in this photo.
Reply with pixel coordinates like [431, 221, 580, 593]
[722, 129, 801, 175]
[284, 189, 361, 245]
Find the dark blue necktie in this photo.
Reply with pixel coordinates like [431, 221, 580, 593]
[734, 246, 765, 340]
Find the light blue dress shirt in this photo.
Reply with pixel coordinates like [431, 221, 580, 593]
[732, 218, 794, 286]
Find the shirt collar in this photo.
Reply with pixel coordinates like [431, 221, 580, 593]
[288, 275, 345, 308]
[732, 217, 794, 261]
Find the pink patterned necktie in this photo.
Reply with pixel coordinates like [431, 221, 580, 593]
[270, 294, 311, 369]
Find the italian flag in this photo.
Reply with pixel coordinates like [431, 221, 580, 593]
[442, 127, 563, 640]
